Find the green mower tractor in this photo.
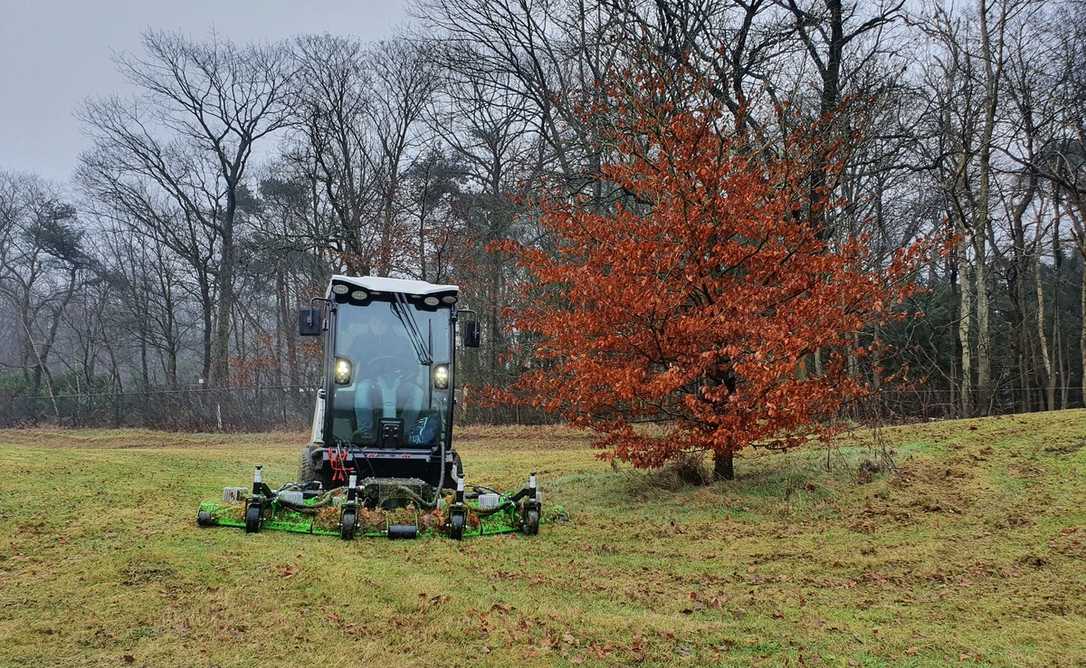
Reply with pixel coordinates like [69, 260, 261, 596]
[196, 276, 544, 540]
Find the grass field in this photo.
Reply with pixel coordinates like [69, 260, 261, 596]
[0, 412, 1084, 667]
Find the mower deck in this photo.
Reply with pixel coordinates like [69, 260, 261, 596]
[196, 466, 545, 540]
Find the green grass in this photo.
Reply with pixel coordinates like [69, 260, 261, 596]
[0, 413, 1084, 667]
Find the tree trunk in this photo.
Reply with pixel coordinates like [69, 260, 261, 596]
[139, 328, 149, 388]
[1081, 266, 1085, 407]
[959, 260, 974, 417]
[973, 233, 991, 414]
[713, 450, 735, 481]
[275, 270, 288, 386]
[1035, 251, 1055, 411]
[199, 277, 213, 383]
[1016, 275, 1030, 413]
[973, 0, 1000, 416]
[211, 218, 235, 386]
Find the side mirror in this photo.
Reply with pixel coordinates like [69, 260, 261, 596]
[298, 308, 323, 336]
[462, 320, 481, 348]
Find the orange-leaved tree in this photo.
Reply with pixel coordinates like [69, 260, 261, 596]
[495, 73, 926, 480]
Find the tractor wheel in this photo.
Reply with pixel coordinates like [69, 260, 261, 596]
[340, 511, 356, 540]
[298, 446, 319, 485]
[244, 505, 262, 533]
[196, 510, 213, 527]
[522, 509, 540, 536]
[449, 512, 465, 540]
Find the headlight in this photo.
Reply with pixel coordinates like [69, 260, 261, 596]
[333, 357, 352, 385]
[433, 364, 449, 389]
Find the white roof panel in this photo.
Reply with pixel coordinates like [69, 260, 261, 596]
[328, 275, 459, 297]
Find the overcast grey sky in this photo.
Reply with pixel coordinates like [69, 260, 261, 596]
[0, 0, 409, 184]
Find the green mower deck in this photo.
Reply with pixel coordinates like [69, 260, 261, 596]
[196, 498, 527, 539]
[196, 466, 556, 540]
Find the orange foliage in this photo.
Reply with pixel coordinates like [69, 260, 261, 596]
[496, 74, 929, 469]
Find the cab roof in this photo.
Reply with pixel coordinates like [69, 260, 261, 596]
[327, 275, 459, 298]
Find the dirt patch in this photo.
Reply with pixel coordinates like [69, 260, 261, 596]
[121, 562, 178, 587]
[1048, 527, 1085, 560]
[1043, 439, 1085, 456]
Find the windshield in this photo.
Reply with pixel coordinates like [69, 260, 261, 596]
[330, 299, 451, 448]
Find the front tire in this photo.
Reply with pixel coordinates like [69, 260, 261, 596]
[298, 446, 319, 485]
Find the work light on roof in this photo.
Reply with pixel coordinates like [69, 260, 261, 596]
[441, 295, 457, 305]
[331, 284, 349, 295]
[424, 296, 440, 306]
[350, 290, 368, 301]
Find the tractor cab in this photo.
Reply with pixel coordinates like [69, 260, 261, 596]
[298, 276, 480, 492]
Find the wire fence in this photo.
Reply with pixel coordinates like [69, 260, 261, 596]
[0, 384, 1081, 431]
[856, 386, 1085, 423]
[0, 385, 320, 432]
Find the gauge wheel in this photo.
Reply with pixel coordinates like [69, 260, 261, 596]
[244, 505, 262, 533]
[449, 512, 465, 540]
[196, 510, 213, 527]
[340, 511, 356, 540]
[522, 509, 540, 536]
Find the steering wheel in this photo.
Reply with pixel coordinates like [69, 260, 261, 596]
[359, 355, 429, 398]
[362, 355, 415, 381]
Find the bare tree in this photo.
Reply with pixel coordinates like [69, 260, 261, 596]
[0, 176, 90, 415]
[80, 30, 294, 385]
[366, 39, 442, 275]
[290, 35, 382, 274]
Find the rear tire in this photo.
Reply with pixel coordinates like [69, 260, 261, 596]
[298, 446, 319, 484]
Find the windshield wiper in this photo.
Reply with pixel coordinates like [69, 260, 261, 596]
[390, 294, 432, 366]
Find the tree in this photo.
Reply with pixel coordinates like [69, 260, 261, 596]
[80, 30, 295, 386]
[0, 174, 91, 415]
[289, 35, 382, 274]
[425, 59, 536, 386]
[498, 70, 924, 478]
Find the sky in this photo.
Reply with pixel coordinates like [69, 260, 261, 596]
[0, 0, 410, 185]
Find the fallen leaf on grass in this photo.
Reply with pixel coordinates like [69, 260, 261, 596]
[275, 563, 297, 578]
